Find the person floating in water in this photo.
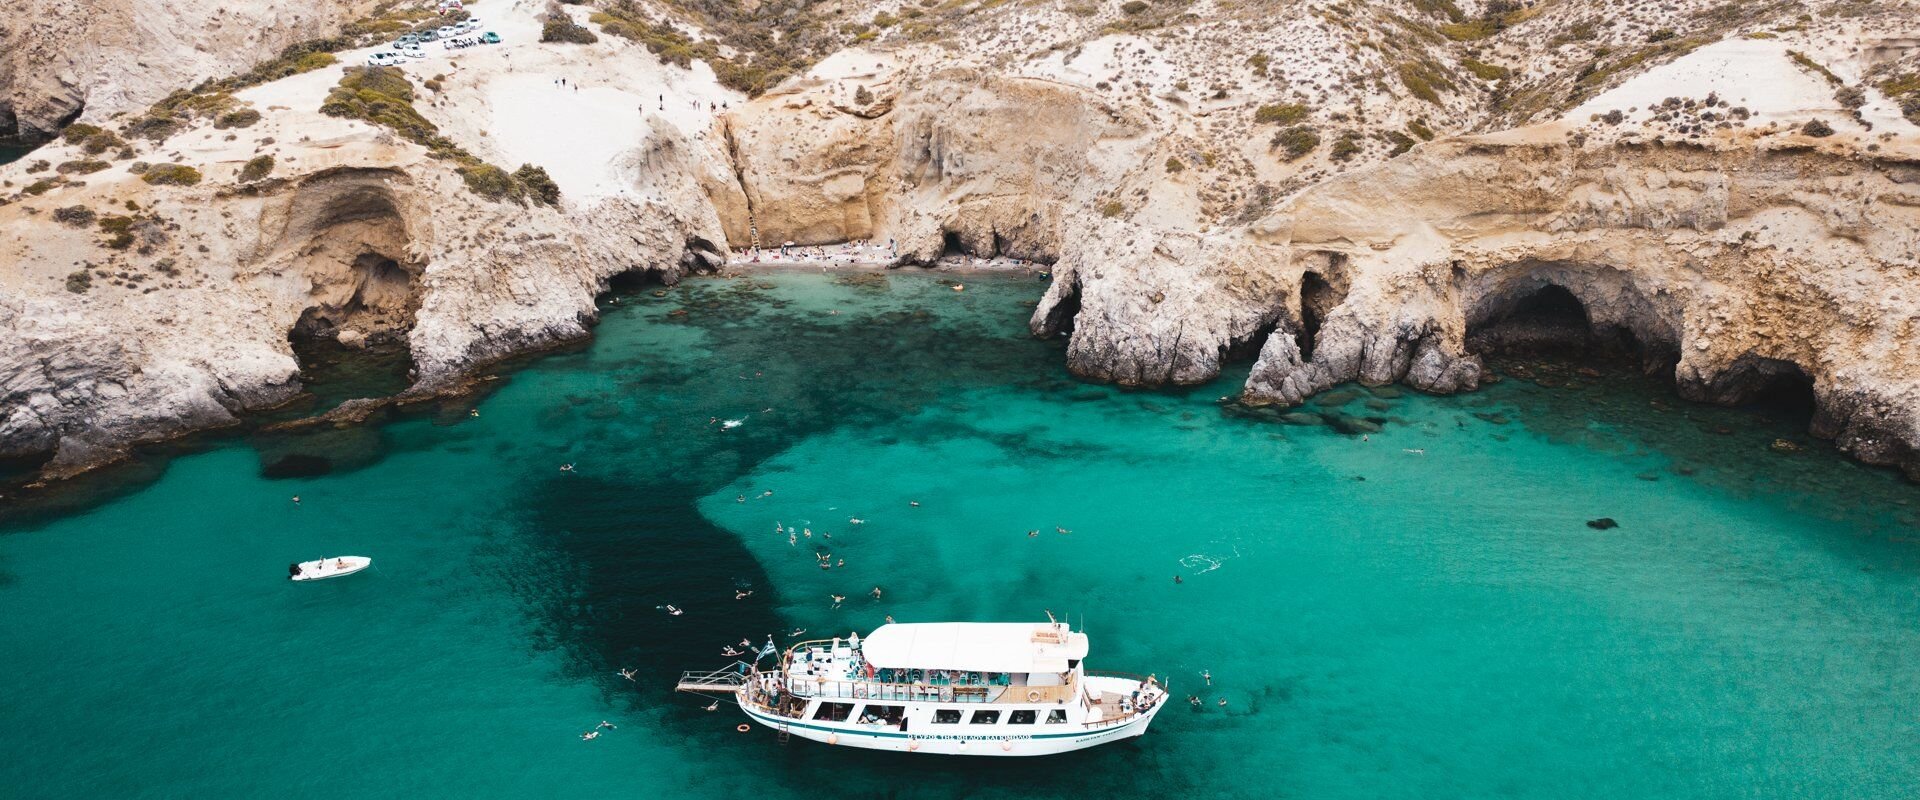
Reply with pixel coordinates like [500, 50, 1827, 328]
[1188, 695, 1201, 707]
[704, 701, 720, 712]
[830, 594, 845, 609]
[597, 721, 616, 730]
[1202, 669, 1212, 686]
[1027, 530, 1039, 538]
[560, 463, 575, 473]
[1174, 575, 1183, 584]
[1056, 526, 1072, 534]
[581, 731, 600, 741]
[618, 668, 637, 682]
[870, 586, 883, 600]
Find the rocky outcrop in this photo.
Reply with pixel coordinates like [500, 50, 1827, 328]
[0, 0, 376, 142]
[0, 89, 723, 476]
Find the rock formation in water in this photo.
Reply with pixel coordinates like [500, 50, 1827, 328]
[4, 0, 1920, 480]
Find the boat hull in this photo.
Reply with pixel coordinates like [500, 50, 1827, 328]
[738, 695, 1165, 757]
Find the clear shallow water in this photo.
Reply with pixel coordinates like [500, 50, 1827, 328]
[0, 144, 32, 165]
[2, 271, 1916, 799]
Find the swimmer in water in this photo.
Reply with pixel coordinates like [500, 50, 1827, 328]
[1056, 526, 1072, 534]
[1027, 530, 1039, 537]
[790, 628, 807, 637]
[848, 518, 864, 525]
[1188, 695, 1201, 707]
[1202, 669, 1212, 686]
[1217, 697, 1228, 707]
[759, 490, 773, 498]
[560, 463, 575, 472]
[704, 701, 720, 712]
[598, 721, 616, 730]
[1174, 575, 1183, 584]
[618, 668, 637, 682]
[884, 615, 895, 624]
[291, 496, 301, 503]
[581, 731, 600, 741]
[836, 558, 845, 568]
[736, 494, 745, 503]
[870, 586, 883, 600]
[788, 533, 797, 546]
[830, 594, 845, 608]
[803, 527, 812, 538]
[909, 501, 920, 507]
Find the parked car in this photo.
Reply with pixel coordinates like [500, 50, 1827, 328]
[481, 31, 500, 44]
[417, 29, 439, 42]
[366, 52, 402, 67]
[437, 25, 457, 38]
[396, 33, 419, 46]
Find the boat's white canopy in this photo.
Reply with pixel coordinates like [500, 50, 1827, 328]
[858, 622, 1089, 673]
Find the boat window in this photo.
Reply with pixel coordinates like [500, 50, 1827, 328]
[1045, 709, 1068, 724]
[857, 705, 905, 726]
[970, 710, 1001, 724]
[933, 709, 962, 724]
[1009, 710, 1037, 724]
[812, 702, 854, 722]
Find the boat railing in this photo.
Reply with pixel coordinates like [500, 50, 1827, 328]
[1078, 670, 1166, 728]
[779, 675, 1080, 705]
[674, 662, 752, 695]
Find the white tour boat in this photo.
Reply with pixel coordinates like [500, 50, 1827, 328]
[288, 556, 372, 581]
[677, 620, 1168, 756]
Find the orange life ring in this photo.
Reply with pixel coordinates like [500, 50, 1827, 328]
[736, 724, 750, 733]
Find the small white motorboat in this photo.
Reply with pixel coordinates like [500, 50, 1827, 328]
[289, 556, 372, 581]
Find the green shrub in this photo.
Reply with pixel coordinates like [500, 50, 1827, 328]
[542, 19, 599, 43]
[460, 163, 521, 201]
[53, 205, 97, 227]
[80, 129, 125, 155]
[1384, 130, 1417, 156]
[214, 108, 262, 129]
[514, 164, 561, 206]
[1407, 119, 1436, 140]
[1254, 103, 1309, 124]
[1099, 200, 1125, 218]
[239, 155, 275, 183]
[56, 160, 110, 175]
[1121, 1, 1150, 15]
[1398, 64, 1442, 104]
[61, 123, 105, 143]
[1165, 156, 1185, 173]
[854, 85, 874, 105]
[1247, 53, 1270, 75]
[66, 270, 93, 294]
[1271, 126, 1319, 160]
[1800, 118, 1834, 137]
[141, 164, 204, 186]
[1330, 131, 1363, 161]
[1462, 58, 1510, 80]
[24, 179, 57, 196]
[97, 214, 139, 249]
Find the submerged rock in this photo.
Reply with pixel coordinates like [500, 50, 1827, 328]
[1587, 518, 1620, 530]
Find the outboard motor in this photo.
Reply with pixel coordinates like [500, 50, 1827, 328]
[288, 563, 302, 579]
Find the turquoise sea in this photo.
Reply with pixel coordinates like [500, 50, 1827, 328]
[2, 271, 1916, 799]
[0, 144, 34, 166]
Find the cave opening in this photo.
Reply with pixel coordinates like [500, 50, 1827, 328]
[941, 231, 967, 259]
[1467, 283, 1621, 359]
[287, 249, 420, 409]
[1297, 270, 1341, 360]
[1707, 356, 1818, 425]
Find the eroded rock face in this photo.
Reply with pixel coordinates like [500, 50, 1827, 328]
[0, 0, 376, 141]
[0, 114, 723, 476]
